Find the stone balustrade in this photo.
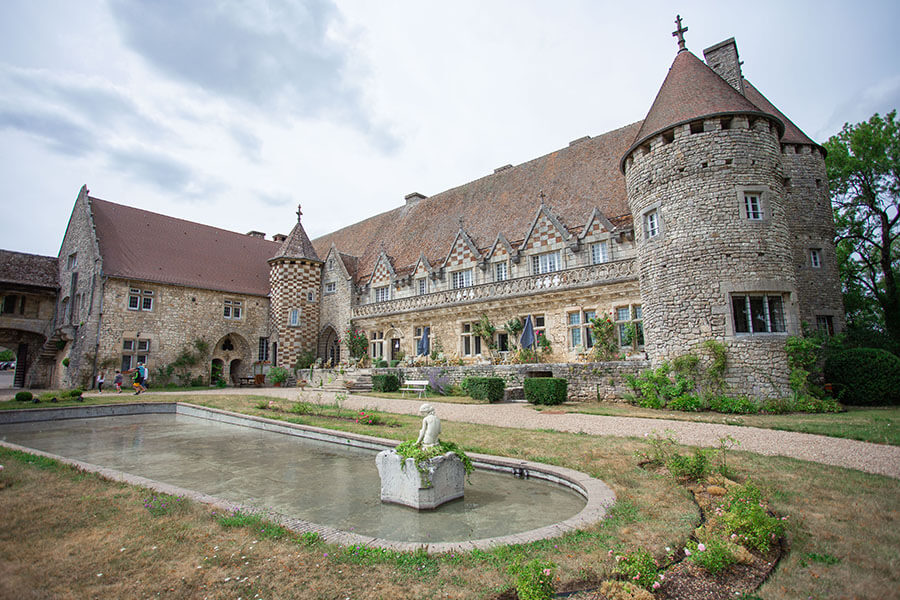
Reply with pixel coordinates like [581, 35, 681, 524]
[352, 258, 637, 318]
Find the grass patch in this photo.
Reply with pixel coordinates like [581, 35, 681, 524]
[0, 392, 898, 599]
[562, 402, 900, 445]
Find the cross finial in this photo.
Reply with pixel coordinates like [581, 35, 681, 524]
[672, 14, 688, 52]
[296, 204, 303, 222]
[538, 190, 546, 205]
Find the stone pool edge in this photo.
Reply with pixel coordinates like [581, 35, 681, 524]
[0, 402, 616, 553]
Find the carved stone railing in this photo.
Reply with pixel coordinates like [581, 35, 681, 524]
[351, 258, 637, 319]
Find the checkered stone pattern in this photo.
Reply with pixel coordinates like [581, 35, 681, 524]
[269, 258, 321, 368]
[446, 238, 478, 268]
[584, 219, 607, 239]
[371, 261, 392, 285]
[414, 263, 429, 277]
[491, 244, 508, 259]
[522, 216, 565, 252]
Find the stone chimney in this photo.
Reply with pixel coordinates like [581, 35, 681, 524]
[703, 38, 744, 95]
[246, 230, 266, 239]
[405, 192, 427, 205]
[493, 164, 513, 174]
[272, 233, 287, 243]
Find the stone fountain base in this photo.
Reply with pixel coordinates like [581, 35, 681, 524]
[375, 449, 465, 510]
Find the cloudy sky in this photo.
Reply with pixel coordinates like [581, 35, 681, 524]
[2, 0, 898, 258]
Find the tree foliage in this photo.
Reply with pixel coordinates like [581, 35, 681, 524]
[824, 110, 900, 352]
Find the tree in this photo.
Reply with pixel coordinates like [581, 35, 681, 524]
[824, 110, 900, 351]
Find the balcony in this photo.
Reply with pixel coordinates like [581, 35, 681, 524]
[351, 258, 637, 319]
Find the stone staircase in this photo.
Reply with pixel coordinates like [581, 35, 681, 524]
[301, 369, 373, 394]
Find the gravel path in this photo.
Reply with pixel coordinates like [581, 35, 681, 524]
[171, 387, 900, 480]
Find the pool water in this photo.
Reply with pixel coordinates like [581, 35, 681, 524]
[0, 413, 586, 543]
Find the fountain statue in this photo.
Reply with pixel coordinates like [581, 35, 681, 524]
[375, 403, 466, 509]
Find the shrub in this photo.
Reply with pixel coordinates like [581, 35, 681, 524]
[293, 350, 316, 371]
[824, 347, 900, 405]
[374, 358, 389, 368]
[67, 388, 83, 398]
[524, 377, 567, 405]
[722, 482, 786, 553]
[463, 377, 505, 403]
[15, 391, 32, 402]
[515, 559, 556, 600]
[372, 373, 400, 393]
[389, 360, 400, 368]
[425, 368, 451, 395]
[708, 395, 758, 414]
[668, 394, 703, 411]
[267, 366, 290, 385]
[685, 538, 737, 575]
[613, 548, 659, 590]
[666, 448, 709, 480]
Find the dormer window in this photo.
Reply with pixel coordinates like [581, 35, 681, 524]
[494, 262, 508, 282]
[374, 286, 391, 303]
[531, 252, 560, 275]
[451, 269, 472, 289]
[417, 278, 428, 295]
[591, 241, 609, 264]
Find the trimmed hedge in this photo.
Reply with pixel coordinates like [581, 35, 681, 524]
[824, 347, 900, 406]
[462, 377, 505, 403]
[524, 377, 568, 405]
[15, 391, 33, 402]
[372, 373, 400, 393]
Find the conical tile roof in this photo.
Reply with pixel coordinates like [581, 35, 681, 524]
[270, 207, 321, 262]
[623, 50, 782, 165]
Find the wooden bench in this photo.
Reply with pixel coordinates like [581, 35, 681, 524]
[400, 379, 429, 398]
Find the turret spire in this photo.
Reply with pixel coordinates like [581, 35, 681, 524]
[672, 14, 688, 52]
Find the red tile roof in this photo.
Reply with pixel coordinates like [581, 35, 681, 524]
[91, 197, 278, 296]
[625, 50, 781, 162]
[0, 249, 58, 290]
[742, 79, 820, 148]
[311, 121, 642, 284]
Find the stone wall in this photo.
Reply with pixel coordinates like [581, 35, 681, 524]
[96, 278, 270, 384]
[318, 249, 354, 361]
[376, 361, 649, 402]
[625, 115, 797, 398]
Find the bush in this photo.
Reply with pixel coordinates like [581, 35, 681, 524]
[824, 347, 900, 405]
[722, 482, 785, 553]
[372, 373, 400, 393]
[15, 391, 32, 402]
[669, 394, 703, 411]
[686, 538, 737, 575]
[462, 377, 505, 403]
[66, 388, 83, 398]
[267, 366, 290, 385]
[666, 448, 710, 480]
[425, 368, 451, 395]
[389, 360, 400, 368]
[708, 395, 758, 414]
[524, 377, 568, 405]
[374, 358, 389, 368]
[613, 548, 659, 590]
[515, 559, 556, 600]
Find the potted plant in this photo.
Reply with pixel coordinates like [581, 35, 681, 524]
[268, 366, 289, 387]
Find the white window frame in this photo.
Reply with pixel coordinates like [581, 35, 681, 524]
[744, 193, 764, 220]
[128, 288, 154, 311]
[451, 269, 473, 289]
[810, 248, 822, 268]
[374, 285, 391, 303]
[417, 278, 428, 296]
[494, 261, 508, 282]
[289, 308, 300, 327]
[369, 331, 384, 359]
[615, 305, 644, 348]
[531, 251, 560, 275]
[460, 322, 482, 356]
[224, 299, 242, 320]
[568, 309, 597, 349]
[324, 282, 337, 295]
[644, 210, 660, 239]
[591, 241, 609, 265]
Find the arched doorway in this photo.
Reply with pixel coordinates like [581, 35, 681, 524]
[210, 358, 224, 386]
[320, 325, 340, 366]
[229, 359, 243, 385]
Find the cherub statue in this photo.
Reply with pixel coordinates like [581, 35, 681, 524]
[415, 403, 441, 448]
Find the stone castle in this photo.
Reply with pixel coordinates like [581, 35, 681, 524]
[0, 26, 843, 398]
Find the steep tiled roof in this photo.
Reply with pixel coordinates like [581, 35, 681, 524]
[311, 121, 642, 284]
[742, 79, 820, 148]
[626, 50, 781, 161]
[0, 250, 58, 289]
[91, 197, 279, 296]
[270, 215, 320, 262]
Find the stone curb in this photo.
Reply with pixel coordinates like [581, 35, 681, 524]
[0, 402, 616, 554]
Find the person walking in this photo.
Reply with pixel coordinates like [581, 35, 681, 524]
[114, 370, 123, 393]
[96, 372, 105, 393]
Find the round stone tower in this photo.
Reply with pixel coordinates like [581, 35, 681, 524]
[621, 35, 798, 398]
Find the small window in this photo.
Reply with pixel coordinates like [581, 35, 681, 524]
[374, 286, 391, 303]
[258, 337, 270, 361]
[744, 193, 764, 220]
[325, 282, 337, 295]
[816, 315, 835, 336]
[224, 299, 242, 319]
[531, 252, 560, 275]
[289, 308, 300, 326]
[810, 249, 822, 269]
[137, 340, 150, 352]
[417, 278, 428, 295]
[67, 253, 77, 269]
[591, 241, 609, 264]
[307, 291, 315, 302]
[123, 339, 134, 351]
[644, 210, 660, 239]
[732, 294, 786, 334]
[495, 262, 508, 282]
[451, 270, 472, 289]
[129, 288, 154, 311]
